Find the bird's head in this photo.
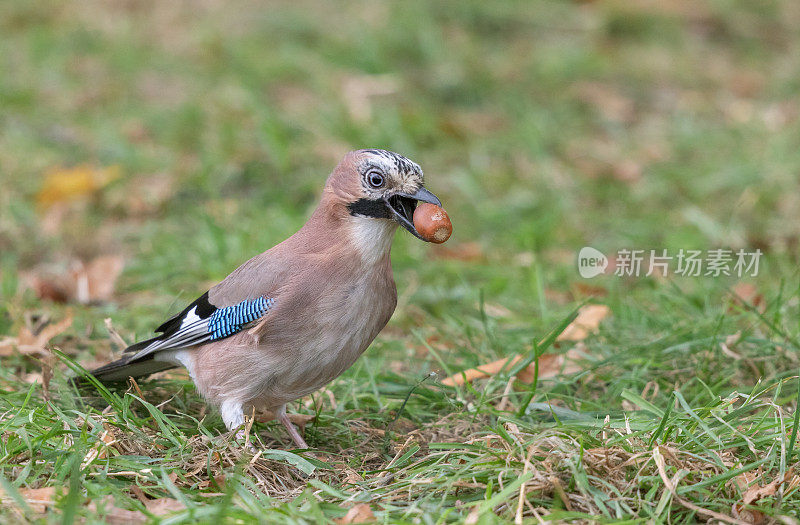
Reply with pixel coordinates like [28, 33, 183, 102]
[327, 149, 441, 241]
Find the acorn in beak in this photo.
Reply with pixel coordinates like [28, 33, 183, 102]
[384, 187, 441, 240]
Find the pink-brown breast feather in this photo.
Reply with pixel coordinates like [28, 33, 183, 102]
[192, 216, 397, 409]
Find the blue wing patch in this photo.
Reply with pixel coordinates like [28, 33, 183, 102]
[124, 293, 275, 360]
[207, 296, 275, 340]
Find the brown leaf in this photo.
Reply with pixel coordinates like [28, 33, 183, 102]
[10, 486, 57, 514]
[440, 305, 608, 387]
[741, 470, 791, 505]
[556, 304, 610, 342]
[441, 348, 583, 387]
[22, 255, 124, 304]
[730, 283, 765, 313]
[75, 255, 125, 303]
[441, 355, 520, 386]
[516, 350, 583, 383]
[733, 468, 760, 492]
[129, 486, 185, 516]
[336, 503, 375, 524]
[10, 313, 74, 357]
[731, 503, 765, 525]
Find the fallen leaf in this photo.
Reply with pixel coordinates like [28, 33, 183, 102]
[22, 487, 56, 513]
[0, 486, 58, 514]
[741, 470, 792, 506]
[727, 469, 800, 525]
[36, 165, 120, 209]
[556, 304, 610, 342]
[733, 468, 760, 492]
[731, 503, 765, 525]
[336, 503, 375, 524]
[440, 305, 608, 387]
[441, 355, 523, 386]
[2, 313, 74, 357]
[129, 486, 184, 516]
[75, 255, 125, 303]
[516, 350, 583, 383]
[441, 348, 583, 387]
[22, 255, 124, 304]
[730, 283, 765, 313]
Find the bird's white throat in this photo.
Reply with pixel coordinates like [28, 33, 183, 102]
[348, 217, 398, 265]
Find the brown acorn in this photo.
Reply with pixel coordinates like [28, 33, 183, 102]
[413, 203, 452, 244]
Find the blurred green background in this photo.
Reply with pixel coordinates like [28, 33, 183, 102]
[1, 0, 800, 522]
[4, 0, 799, 287]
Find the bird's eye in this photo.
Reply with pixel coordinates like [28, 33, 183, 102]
[367, 172, 385, 189]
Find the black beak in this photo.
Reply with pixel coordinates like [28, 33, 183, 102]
[384, 187, 442, 240]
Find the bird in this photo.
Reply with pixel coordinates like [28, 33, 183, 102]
[84, 149, 443, 449]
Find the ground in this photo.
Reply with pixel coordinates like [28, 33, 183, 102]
[1, 0, 800, 522]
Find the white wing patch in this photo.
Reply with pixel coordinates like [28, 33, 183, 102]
[130, 306, 213, 360]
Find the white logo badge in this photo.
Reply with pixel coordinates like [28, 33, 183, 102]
[578, 247, 608, 278]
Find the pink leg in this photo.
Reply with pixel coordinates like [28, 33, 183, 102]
[276, 405, 309, 449]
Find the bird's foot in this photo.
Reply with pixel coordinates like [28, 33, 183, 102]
[276, 407, 309, 449]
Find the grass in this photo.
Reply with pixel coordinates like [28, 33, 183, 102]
[2, 0, 800, 522]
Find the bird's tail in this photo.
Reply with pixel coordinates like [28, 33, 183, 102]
[80, 354, 176, 384]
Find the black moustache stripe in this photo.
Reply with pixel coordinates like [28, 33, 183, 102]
[348, 198, 390, 219]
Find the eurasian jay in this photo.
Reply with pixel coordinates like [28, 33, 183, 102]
[87, 149, 442, 448]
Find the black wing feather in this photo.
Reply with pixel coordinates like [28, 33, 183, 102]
[123, 291, 218, 357]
